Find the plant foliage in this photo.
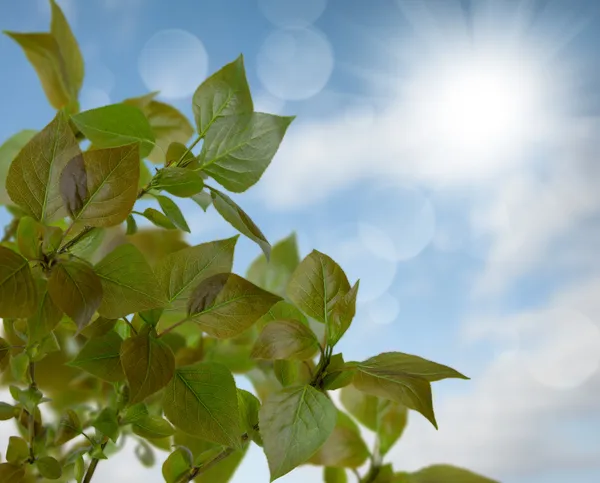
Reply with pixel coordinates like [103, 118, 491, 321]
[0, 3, 499, 482]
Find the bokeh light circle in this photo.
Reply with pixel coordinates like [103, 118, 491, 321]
[365, 293, 400, 325]
[358, 184, 436, 262]
[258, 0, 327, 28]
[257, 27, 334, 101]
[80, 88, 111, 111]
[138, 29, 208, 100]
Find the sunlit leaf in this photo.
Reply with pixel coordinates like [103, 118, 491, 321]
[251, 320, 319, 360]
[68, 331, 124, 382]
[0, 130, 36, 205]
[0, 246, 37, 317]
[153, 167, 204, 197]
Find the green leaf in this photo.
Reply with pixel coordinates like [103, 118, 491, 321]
[6, 111, 80, 222]
[251, 320, 319, 360]
[134, 439, 155, 467]
[155, 195, 190, 232]
[16, 217, 43, 260]
[157, 236, 237, 311]
[309, 411, 369, 468]
[162, 447, 193, 483]
[353, 353, 468, 429]
[328, 281, 359, 347]
[0, 402, 16, 420]
[6, 436, 29, 464]
[256, 300, 308, 329]
[187, 273, 281, 339]
[322, 354, 355, 391]
[209, 186, 270, 258]
[237, 389, 261, 445]
[287, 250, 350, 325]
[165, 141, 195, 167]
[80, 316, 117, 339]
[71, 104, 155, 157]
[163, 361, 241, 448]
[260, 385, 337, 481]
[378, 400, 408, 456]
[3, 32, 71, 109]
[121, 403, 149, 425]
[273, 359, 299, 387]
[126, 214, 138, 235]
[0, 130, 37, 205]
[192, 55, 253, 136]
[247, 233, 300, 297]
[0, 246, 37, 317]
[0, 463, 25, 482]
[36, 456, 62, 480]
[10, 352, 29, 382]
[55, 409, 82, 445]
[59, 143, 140, 227]
[199, 112, 294, 193]
[132, 414, 175, 439]
[92, 407, 120, 442]
[121, 326, 175, 404]
[124, 95, 194, 164]
[49, 0, 84, 101]
[407, 465, 500, 483]
[142, 207, 176, 230]
[194, 446, 248, 483]
[95, 243, 167, 318]
[191, 190, 213, 211]
[340, 385, 379, 431]
[153, 167, 204, 197]
[325, 467, 348, 483]
[68, 331, 124, 382]
[0, 337, 10, 372]
[48, 257, 103, 331]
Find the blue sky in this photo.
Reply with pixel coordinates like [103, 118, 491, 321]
[2, 1, 600, 482]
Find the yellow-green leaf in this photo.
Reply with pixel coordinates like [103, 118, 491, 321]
[0, 462, 25, 482]
[6, 111, 80, 222]
[251, 319, 319, 360]
[95, 243, 167, 318]
[378, 400, 408, 456]
[0, 130, 37, 205]
[328, 281, 359, 346]
[153, 167, 204, 197]
[187, 273, 281, 339]
[154, 195, 190, 232]
[340, 385, 379, 431]
[324, 467, 347, 483]
[406, 465, 500, 483]
[27, 279, 63, 343]
[55, 409, 82, 445]
[48, 257, 103, 330]
[260, 385, 337, 481]
[163, 361, 240, 448]
[92, 407, 120, 442]
[6, 436, 29, 464]
[0, 246, 37, 317]
[142, 207, 177, 230]
[121, 327, 175, 404]
[68, 331, 124, 382]
[162, 447, 192, 483]
[132, 414, 175, 439]
[59, 143, 140, 227]
[36, 455, 62, 480]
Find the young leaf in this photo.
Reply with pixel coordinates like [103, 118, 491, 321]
[162, 447, 193, 483]
[132, 415, 175, 439]
[260, 384, 337, 481]
[155, 195, 190, 232]
[0, 130, 37, 205]
[55, 409, 82, 445]
[192, 54, 253, 136]
[256, 300, 309, 328]
[6, 111, 80, 222]
[328, 281, 359, 347]
[377, 401, 408, 456]
[187, 273, 281, 339]
[121, 326, 175, 404]
[27, 280, 63, 343]
[142, 207, 177, 230]
[309, 411, 369, 468]
[163, 361, 241, 448]
[0, 402, 15, 420]
[353, 353, 468, 429]
[324, 467, 348, 483]
[10, 352, 29, 382]
[124, 95, 194, 164]
[247, 233, 300, 297]
[0, 246, 37, 317]
[156, 236, 237, 311]
[126, 214, 138, 235]
[3, 32, 71, 109]
[92, 408, 120, 442]
[198, 113, 294, 193]
[407, 465, 500, 483]
[95, 243, 167, 318]
[153, 167, 204, 197]
[36, 456, 62, 480]
[48, 257, 103, 331]
[6, 436, 29, 464]
[237, 389, 261, 444]
[165, 141, 195, 167]
[287, 250, 350, 324]
[68, 331, 125, 382]
[191, 190, 213, 211]
[71, 104, 155, 157]
[251, 320, 319, 360]
[209, 186, 270, 258]
[59, 143, 140, 226]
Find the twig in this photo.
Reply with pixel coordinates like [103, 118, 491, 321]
[82, 437, 109, 483]
[157, 316, 189, 338]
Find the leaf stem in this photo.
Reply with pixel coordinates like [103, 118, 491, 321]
[58, 225, 94, 254]
[27, 362, 36, 463]
[170, 135, 202, 168]
[183, 433, 249, 482]
[157, 316, 190, 338]
[82, 437, 109, 483]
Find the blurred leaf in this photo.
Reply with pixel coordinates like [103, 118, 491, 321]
[95, 243, 167, 318]
[6, 436, 29, 464]
[71, 104, 155, 157]
[155, 195, 190, 232]
[121, 326, 175, 403]
[209, 186, 270, 258]
[10, 352, 29, 383]
[55, 409, 82, 445]
[199, 113, 294, 193]
[378, 400, 408, 456]
[251, 320, 318, 360]
[328, 281, 359, 347]
[68, 331, 124, 382]
[405, 465, 500, 483]
[6, 111, 79, 222]
[324, 467, 347, 483]
[162, 447, 193, 483]
[340, 385, 379, 431]
[0, 130, 36, 205]
[163, 361, 240, 448]
[59, 143, 140, 227]
[260, 384, 337, 480]
[187, 273, 281, 339]
[48, 257, 103, 331]
[36, 455, 62, 479]
[0, 463, 25, 482]
[128, 228, 189, 266]
[93, 408, 119, 442]
[194, 445, 248, 483]
[153, 167, 204, 197]
[134, 439, 155, 467]
[0, 246, 37, 317]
